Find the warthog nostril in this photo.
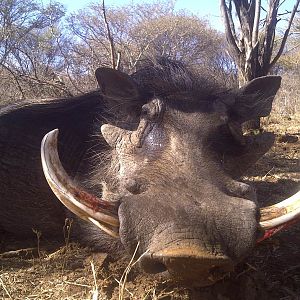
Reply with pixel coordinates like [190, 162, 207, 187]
[139, 253, 167, 274]
[208, 265, 229, 282]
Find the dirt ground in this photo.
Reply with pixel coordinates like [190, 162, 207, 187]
[0, 114, 299, 300]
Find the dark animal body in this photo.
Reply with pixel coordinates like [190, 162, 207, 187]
[0, 91, 103, 236]
[1, 59, 295, 286]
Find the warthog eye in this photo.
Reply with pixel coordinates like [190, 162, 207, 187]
[141, 105, 150, 117]
[141, 99, 164, 121]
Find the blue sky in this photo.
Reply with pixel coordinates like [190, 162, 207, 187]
[44, 0, 224, 30]
[44, 0, 298, 32]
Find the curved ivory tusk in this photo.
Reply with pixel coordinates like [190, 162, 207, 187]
[259, 191, 300, 229]
[41, 129, 119, 238]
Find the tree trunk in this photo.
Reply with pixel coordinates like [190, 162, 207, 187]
[220, 0, 300, 130]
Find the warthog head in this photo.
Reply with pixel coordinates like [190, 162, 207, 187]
[41, 59, 300, 286]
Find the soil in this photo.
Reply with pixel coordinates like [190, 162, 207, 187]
[0, 114, 299, 300]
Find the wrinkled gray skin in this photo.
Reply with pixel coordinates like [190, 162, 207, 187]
[0, 59, 281, 286]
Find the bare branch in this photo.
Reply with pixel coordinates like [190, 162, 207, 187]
[65, 64, 84, 94]
[116, 51, 121, 70]
[285, 42, 300, 52]
[220, 0, 241, 56]
[277, 9, 300, 16]
[1, 64, 25, 99]
[261, 5, 267, 13]
[129, 32, 163, 71]
[270, 0, 300, 68]
[13, 47, 38, 79]
[260, 0, 280, 72]
[252, 0, 261, 46]
[279, 0, 287, 8]
[227, 1, 238, 40]
[20, 73, 73, 96]
[102, 0, 116, 69]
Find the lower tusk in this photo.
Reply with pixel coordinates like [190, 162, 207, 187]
[88, 217, 119, 238]
[41, 129, 119, 238]
[259, 191, 300, 229]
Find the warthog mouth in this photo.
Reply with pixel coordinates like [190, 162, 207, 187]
[41, 129, 300, 282]
[139, 245, 235, 286]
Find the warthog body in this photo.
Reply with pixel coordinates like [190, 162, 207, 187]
[1, 59, 291, 286]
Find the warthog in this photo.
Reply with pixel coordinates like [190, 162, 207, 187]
[0, 59, 299, 286]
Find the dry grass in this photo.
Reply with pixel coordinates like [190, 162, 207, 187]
[1, 113, 299, 300]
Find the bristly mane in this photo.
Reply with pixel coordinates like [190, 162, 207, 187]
[131, 58, 226, 99]
[131, 57, 229, 112]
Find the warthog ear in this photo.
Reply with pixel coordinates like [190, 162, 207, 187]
[95, 67, 139, 100]
[231, 76, 282, 123]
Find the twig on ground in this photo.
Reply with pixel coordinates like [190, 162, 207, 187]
[0, 248, 36, 258]
[91, 261, 99, 300]
[0, 276, 12, 299]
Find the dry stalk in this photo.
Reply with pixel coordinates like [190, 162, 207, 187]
[0, 276, 12, 299]
[262, 166, 275, 180]
[61, 218, 73, 271]
[63, 218, 73, 247]
[117, 241, 150, 300]
[32, 229, 42, 259]
[90, 261, 99, 300]
[64, 281, 91, 288]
